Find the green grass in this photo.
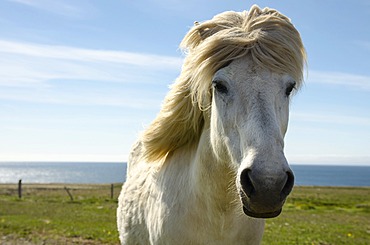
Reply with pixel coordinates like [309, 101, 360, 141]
[0, 184, 369, 244]
[263, 186, 370, 245]
[0, 184, 121, 244]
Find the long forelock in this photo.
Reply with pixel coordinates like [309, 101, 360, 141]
[182, 5, 307, 109]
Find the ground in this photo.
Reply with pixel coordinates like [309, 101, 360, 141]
[0, 184, 369, 244]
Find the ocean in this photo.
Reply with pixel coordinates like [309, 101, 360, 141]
[0, 162, 126, 184]
[0, 162, 369, 186]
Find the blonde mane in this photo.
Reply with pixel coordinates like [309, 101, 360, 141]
[141, 5, 307, 162]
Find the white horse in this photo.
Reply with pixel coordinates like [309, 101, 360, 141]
[117, 5, 306, 245]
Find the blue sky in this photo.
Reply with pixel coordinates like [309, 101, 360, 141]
[0, 0, 369, 165]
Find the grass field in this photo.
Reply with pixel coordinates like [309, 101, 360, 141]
[0, 184, 369, 244]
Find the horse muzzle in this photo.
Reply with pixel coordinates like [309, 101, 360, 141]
[238, 167, 294, 219]
[240, 190, 283, 218]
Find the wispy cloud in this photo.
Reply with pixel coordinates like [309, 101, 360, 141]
[0, 39, 182, 86]
[0, 39, 182, 71]
[309, 70, 370, 91]
[3, 39, 370, 110]
[0, 153, 129, 162]
[0, 39, 182, 107]
[287, 154, 370, 165]
[0, 86, 164, 109]
[8, 0, 89, 18]
[291, 112, 370, 126]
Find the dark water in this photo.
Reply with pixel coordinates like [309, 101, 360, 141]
[0, 162, 369, 186]
[291, 164, 370, 187]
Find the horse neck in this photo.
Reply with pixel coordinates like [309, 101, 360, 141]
[189, 128, 238, 212]
[160, 127, 238, 214]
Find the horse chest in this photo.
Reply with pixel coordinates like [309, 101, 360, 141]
[119, 149, 265, 245]
[153, 198, 264, 245]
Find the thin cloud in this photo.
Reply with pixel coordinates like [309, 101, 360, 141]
[0, 87, 163, 109]
[0, 39, 181, 108]
[0, 39, 182, 87]
[309, 70, 370, 91]
[0, 153, 128, 162]
[287, 154, 370, 165]
[8, 0, 89, 18]
[0, 39, 183, 70]
[291, 112, 370, 126]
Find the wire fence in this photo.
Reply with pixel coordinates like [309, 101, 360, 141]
[0, 180, 123, 201]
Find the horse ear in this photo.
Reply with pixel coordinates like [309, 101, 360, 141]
[141, 76, 204, 163]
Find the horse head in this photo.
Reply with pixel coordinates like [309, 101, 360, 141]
[141, 5, 306, 219]
[210, 56, 295, 218]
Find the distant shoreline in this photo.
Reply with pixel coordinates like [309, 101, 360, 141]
[1, 162, 370, 186]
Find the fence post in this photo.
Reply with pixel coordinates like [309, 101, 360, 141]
[111, 184, 114, 199]
[18, 179, 22, 199]
[64, 186, 74, 201]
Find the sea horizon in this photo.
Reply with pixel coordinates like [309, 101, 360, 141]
[0, 161, 369, 186]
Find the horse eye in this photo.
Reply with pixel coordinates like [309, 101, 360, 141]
[285, 82, 296, 96]
[212, 81, 228, 94]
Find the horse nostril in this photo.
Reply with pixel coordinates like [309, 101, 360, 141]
[281, 171, 294, 200]
[240, 169, 254, 197]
